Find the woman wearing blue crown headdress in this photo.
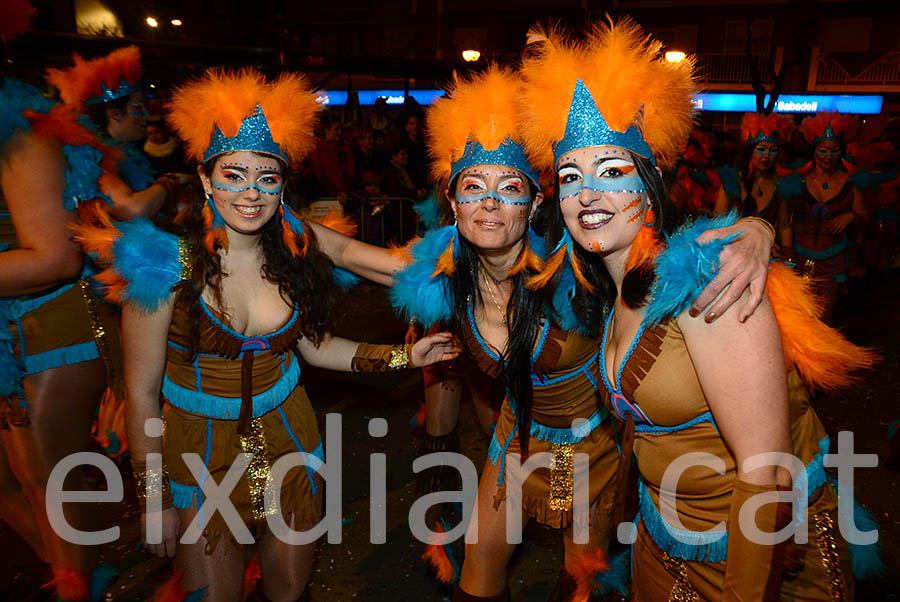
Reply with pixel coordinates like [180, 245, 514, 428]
[522, 18, 877, 601]
[302, 62, 777, 600]
[79, 68, 460, 602]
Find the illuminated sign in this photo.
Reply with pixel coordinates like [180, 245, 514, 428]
[317, 90, 883, 115]
[316, 89, 444, 107]
[693, 93, 883, 114]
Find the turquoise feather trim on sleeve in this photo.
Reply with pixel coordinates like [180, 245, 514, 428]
[0, 79, 55, 147]
[331, 266, 360, 290]
[389, 225, 456, 327]
[62, 144, 109, 210]
[717, 166, 740, 198]
[118, 143, 156, 192]
[777, 173, 804, 198]
[645, 212, 742, 325]
[112, 218, 185, 312]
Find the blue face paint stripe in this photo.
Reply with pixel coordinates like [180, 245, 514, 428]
[212, 180, 283, 195]
[559, 173, 646, 202]
[455, 190, 531, 206]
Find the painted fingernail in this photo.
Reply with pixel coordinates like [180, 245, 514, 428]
[689, 308, 699, 318]
[705, 312, 716, 323]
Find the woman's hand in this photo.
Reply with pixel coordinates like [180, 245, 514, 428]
[691, 220, 773, 323]
[410, 332, 461, 368]
[827, 212, 855, 235]
[142, 506, 179, 558]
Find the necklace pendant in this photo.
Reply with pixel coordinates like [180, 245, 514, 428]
[501, 317, 507, 325]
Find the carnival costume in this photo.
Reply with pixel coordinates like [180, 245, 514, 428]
[0, 74, 127, 434]
[519, 19, 881, 601]
[789, 113, 862, 306]
[390, 66, 623, 598]
[718, 112, 801, 224]
[669, 130, 723, 213]
[79, 69, 420, 558]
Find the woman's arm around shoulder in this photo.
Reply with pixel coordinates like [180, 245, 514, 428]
[306, 220, 405, 286]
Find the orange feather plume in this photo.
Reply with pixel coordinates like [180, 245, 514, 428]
[564, 548, 609, 602]
[45, 46, 142, 111]
[526, 244, 567, 290]
[431, 235, 457, 277]
[422, 523, 458, 584]
[508, 238, 545, 276]
[42, 566, 89, 601]
[309, 207, 358, 238]
[0, 0, 36, 42]
[625, 209, 662, 272]
[426, 64, 528, 185]
[519, 17, 697, 171]
[741, 112, 792, 145]
[569, 247, 594, 293]
[800, 112, 857, 146]
[167, 69, 321, 164]
[387, 237, 418, 266]
[767, 263, 877, 390]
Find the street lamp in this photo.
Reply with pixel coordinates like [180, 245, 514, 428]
[665, 51, 686, 63]
[171, 19, 183, 27]
[461, 50, 481, 62]
[146, 17, 158, 28]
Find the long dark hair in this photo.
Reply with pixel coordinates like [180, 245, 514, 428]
[446, 181, 544, 455]
[172, 155, 341, 350]
[542, 154, 685, 320]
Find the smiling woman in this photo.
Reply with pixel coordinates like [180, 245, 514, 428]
[77, 68, 460, 601]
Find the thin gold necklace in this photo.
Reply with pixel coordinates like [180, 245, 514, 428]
[481, 267, 507, 325]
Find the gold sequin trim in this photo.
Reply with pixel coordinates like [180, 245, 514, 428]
[801, 258, 816, 280]
[177, 237, 193, 280]
[548, 442, 574, 512]
[661, 552, 699, 602]
[387, 344, 411, 369]
[79, 280, 113, 375]
[239, 418, 277, 522]
[813, 510, 847, 601]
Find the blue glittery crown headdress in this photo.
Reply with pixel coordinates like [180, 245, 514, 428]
[553, 79, 655, 165]
[203, 105, 286, 163]
[85, 79, 142, 106]
[451, 138, 540, 186]
[427, 65, 540, 186]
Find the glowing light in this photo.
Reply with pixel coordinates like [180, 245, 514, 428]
[149, 84, 156, 89]
[146, 17, 158, 28]
[461, 50, 481, 62]
[665, 51, 686, 63]
[171, 19, 183, 27]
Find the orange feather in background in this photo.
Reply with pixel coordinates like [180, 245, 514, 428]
[45, 46, 142, 110]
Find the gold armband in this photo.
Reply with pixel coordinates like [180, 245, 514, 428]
[132, 460, 173, 512]
[738, 216, 776, 242]
[352, 342, 413, 373]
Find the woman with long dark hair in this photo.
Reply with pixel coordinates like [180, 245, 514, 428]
[82, 69, 458, 601]
[521, 18, 877, 600]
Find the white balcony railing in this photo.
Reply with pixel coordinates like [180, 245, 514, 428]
[694, 53, 774, 84]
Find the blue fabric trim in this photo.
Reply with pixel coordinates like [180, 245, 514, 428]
[277, 406, 322, 495]
[23, 340, 99, 375]
[199, 297, 299, 343]
[532, 351, 599, 387]
[795, 239, 849, 261]
[171, 480, 201, 509]
[162, 354, 300, 419]
[635, 411, 716, 435]
[529, 407, 607, 444]
[193, 354, 202, 392]
[640, 436, 830, 562]
[487, 427, 518, 487]
[466, 302, 502, 363]
[639, 478, 729, 562]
